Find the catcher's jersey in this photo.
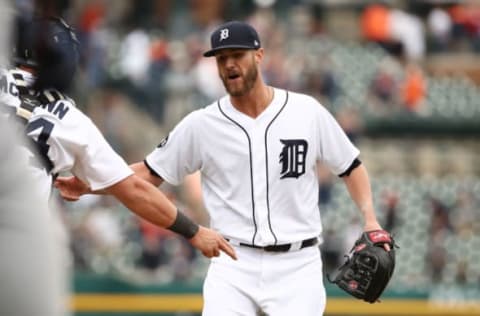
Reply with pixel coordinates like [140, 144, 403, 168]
[146, 88, 359, 246]
[0, 68, 133, 198]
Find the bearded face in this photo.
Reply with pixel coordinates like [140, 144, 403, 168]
[216, 49, 259, 97]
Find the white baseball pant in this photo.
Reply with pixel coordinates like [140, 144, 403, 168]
[203, 243, 326, 315]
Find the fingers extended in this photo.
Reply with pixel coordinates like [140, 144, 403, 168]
[220, 240, 237, 260]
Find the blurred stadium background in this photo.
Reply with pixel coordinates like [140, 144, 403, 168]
[8, 0, 480, 315]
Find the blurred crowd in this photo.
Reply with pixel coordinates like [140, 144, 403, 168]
[64, 0, 480, 126]
[319, 177, 480, 289]
[13, 0, 479, 292]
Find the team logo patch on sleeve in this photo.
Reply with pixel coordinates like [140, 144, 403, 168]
[157, 134, 169, 148]
[279, 139, 308, 179]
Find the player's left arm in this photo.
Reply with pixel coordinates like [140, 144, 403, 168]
[341, 162, 391, 251]
[341, 163, 380, 231]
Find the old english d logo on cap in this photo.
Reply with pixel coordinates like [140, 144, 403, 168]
[203, 21, 261, 57]
[219, 29, 229, 41]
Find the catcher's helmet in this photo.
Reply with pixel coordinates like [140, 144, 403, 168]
[13, 16, 80, 92]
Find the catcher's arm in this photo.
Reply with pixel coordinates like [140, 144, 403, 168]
[341, 162, 390, 251]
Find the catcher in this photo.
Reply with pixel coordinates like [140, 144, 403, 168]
[329, 229, 396, 303]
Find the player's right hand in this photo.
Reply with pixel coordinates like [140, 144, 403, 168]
[54, 176, 89, 201]
[189, 226, 237, 260]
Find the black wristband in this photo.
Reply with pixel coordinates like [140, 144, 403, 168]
[168, 209, 200, 239]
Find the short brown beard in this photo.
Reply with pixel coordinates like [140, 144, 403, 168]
[221, 60, 258, 97]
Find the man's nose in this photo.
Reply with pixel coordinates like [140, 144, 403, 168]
[224, 57, 236, 68]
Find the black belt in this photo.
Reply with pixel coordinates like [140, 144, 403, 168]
[231, 237, 318, 252]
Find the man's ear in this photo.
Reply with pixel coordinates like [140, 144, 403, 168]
[254, 48, 264, 64]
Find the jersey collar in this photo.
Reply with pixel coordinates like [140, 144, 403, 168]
[221, 88, 286, 124]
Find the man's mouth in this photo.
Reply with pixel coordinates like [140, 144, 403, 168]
[227, 73, 241, 80]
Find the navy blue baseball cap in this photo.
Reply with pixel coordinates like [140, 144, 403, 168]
[203, 21, 261, 57]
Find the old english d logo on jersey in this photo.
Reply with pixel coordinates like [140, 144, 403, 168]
[279, 139, 308, 179]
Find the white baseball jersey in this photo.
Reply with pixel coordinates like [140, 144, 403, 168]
[0, 68, 133, 199]
[146, 88, 359, 246]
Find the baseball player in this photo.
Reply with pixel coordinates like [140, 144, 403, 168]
[1, 16, 235, 267]
[0, 7, 66, 316]
[0, 113, 66, 316]
[56, 21, 387, 315]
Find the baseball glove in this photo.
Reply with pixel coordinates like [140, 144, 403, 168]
[328, 230, 396, 303]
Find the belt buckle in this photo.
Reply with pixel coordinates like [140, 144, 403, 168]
[264, 244, 291, 252]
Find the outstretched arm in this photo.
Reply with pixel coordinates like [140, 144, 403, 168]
[106, 174, 236, 259]
[55, 161, 163, 201]
[54, 168, 237, 260]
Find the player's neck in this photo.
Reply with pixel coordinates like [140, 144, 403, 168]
[230, 82, 273, 119]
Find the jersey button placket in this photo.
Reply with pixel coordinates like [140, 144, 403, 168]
[250, 122, 273, 246]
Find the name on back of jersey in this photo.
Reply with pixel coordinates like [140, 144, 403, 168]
[39, 100, 70, 120]
[0, 73, 18, 97]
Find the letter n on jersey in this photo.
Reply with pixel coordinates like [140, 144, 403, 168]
[279, 139, 308, 179]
